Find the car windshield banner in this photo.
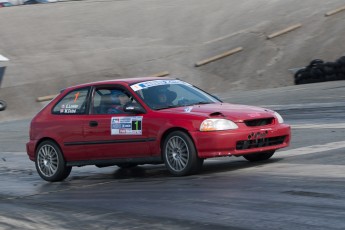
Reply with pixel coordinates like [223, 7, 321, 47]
[130, 80, 191, 91]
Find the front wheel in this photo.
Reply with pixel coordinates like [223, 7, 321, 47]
[243, 150, 275, 162]
[162, 131, 203, 176]
[35, 140, 72, 182]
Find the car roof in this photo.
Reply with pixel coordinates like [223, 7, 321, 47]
[64, 77, 176, 91]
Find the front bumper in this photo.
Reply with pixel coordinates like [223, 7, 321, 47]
[190, 124, 291, 158]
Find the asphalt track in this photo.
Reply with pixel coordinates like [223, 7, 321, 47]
[1, 80, 345, 229]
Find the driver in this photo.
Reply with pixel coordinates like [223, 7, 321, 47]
[117, 92, 130, 107]
[157, 91, 168, 105]
[107, 91, 130, 114]
[153, 88, 176, 108]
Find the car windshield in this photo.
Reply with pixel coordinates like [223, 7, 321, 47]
[130, 79, 220, 110]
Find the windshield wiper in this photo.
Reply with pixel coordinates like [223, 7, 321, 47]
[155, 105, 180, 110]
[191, 101, 213, 105]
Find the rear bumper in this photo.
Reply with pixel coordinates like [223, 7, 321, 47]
[26, 140, 37, 161]
[191, 124, 291, 158]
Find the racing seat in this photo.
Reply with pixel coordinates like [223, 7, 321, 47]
[99, 94, 120, 114]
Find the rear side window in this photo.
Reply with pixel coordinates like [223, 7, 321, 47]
[52, 87, 90, 115]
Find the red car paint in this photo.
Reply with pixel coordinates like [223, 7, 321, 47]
[27, 77, 290, 180]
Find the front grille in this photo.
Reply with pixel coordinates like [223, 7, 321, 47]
[236, 136, 286, 150]
[244, 118, 274, 127]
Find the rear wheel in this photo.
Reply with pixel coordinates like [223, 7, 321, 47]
[35, 140, 72, 182]
[163, 131, 203, 176]
[243, 150, 275, 162]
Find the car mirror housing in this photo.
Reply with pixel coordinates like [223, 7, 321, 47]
[123, 104, 146, 114]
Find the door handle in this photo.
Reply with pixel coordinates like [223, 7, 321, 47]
[89, 121, 98, 127]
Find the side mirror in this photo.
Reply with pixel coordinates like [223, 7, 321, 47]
[123, 103, 146, 114]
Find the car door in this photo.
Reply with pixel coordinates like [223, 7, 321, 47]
[50, 87, 91, 162]
[82, 85, 152, 159]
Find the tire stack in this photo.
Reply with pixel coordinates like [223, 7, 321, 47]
[294, 56, 345, 85]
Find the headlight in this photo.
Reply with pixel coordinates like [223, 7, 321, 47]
[200, 119, 238, 131]
[274, 111, 284, 124]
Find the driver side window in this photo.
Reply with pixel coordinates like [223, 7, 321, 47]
[92, 87, 138, 115]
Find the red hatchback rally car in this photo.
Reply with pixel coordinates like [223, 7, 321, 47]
[27, 78, 291, 182]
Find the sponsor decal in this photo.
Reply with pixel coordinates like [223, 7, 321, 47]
[130, 80, 191, 91]
[184, 106, 193, 112]
[111, 116, 143, 135]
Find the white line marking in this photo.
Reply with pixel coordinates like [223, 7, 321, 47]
[209, 140, 345, 163]
[1, 152, 26, 155]
[260, 102, 345, 110]
[250, 163, 345, 178]
[277, 140, 345, 158]
[292, 123, 345, 129]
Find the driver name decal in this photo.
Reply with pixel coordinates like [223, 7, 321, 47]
[60, 104, 79, 114]
[111, 116, 143, 135]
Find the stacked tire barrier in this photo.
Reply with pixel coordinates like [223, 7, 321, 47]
[295, 56, 345, 85]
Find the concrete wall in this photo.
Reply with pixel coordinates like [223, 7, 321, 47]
[1, 0, 345, 121]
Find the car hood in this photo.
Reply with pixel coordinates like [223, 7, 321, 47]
[162, 103, 275, 122]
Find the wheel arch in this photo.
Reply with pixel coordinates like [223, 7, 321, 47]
[35, 137, 64, 159]
[160, 127, 196, 155]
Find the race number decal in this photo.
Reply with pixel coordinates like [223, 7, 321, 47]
[111, 116, 143, 135]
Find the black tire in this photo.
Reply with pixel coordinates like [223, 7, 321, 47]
[0, 100, 7, 111]
[326, 74, 337, 81]
[310, 68, 324, 79]
[337, 73, 345, 80]
[336, 56, 345, 66]
[323, 66, 335, 75]
[340, 66, 345, 74]
[162, 131, 203, 176]
[35, 140, 72, 182]
[295, 71, 311, 84]
[309, 59, 324, 67]
[294, 69, 306, 84]
[243, 150, 275, 162]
